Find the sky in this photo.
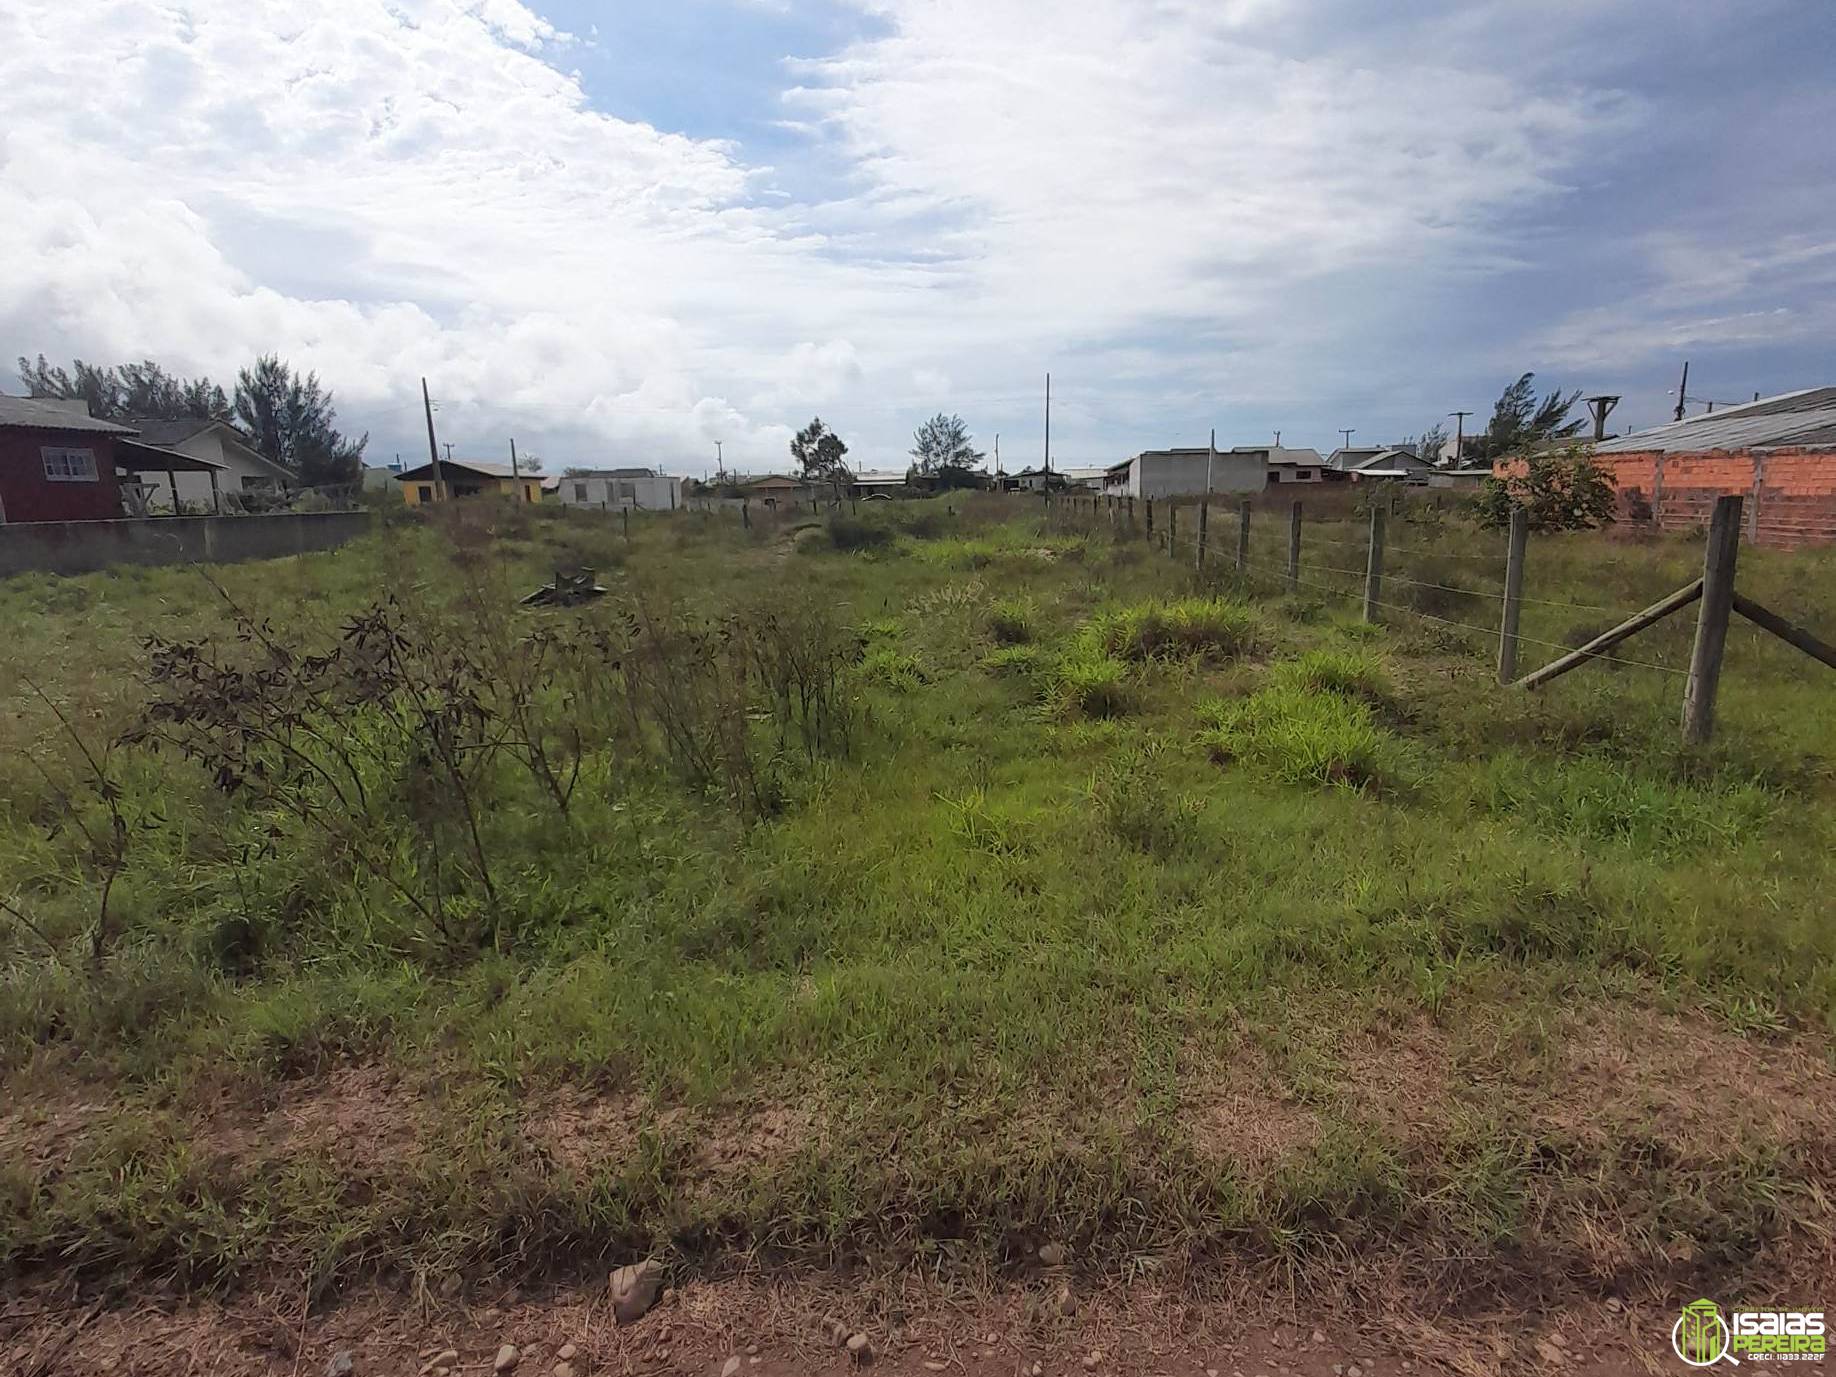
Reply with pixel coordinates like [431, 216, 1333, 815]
[1, 0, 1832, 475]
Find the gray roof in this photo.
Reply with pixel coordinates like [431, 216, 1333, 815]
[126, 417, 216, 447]
[0, 395, 137, 434]
[1353, 448, 1432, 470]
[1595, 387, 1836, 454]
[1326, 446, 1386, 470]
[396, 460, 524, 480]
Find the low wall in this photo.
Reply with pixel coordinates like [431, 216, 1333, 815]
[1598, 448, 1836, 550]
[0, 511, 376, 577]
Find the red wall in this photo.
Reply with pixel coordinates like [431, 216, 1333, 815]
[0, 428, 125, 523]
[1594, 448, 1836, 550]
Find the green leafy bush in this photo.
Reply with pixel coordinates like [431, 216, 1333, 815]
[1273, 648, 1390, 703]
[1476, 445, 1616, 532]
[989, 597, 1036, 644]
[858, 647, 927, 692]
[1048, 650, 1132, 717]
[1082, 597, 1259, 662]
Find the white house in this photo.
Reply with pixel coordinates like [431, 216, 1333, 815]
[127, 418, 296, 512]
[1349, 449, 1436, 484]
[1103, 447, 1267, 498]
[555, 468, 682, 511]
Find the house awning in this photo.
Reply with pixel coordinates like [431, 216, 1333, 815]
[116, 440, 228, 473]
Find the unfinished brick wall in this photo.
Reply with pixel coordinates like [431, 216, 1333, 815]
[1596, 448, 1836, 550]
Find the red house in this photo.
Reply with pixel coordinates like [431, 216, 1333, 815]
[0, 396, 136, 523]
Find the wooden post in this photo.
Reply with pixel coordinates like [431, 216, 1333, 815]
[1167, 502, 1177, 556]
[1236, 501, 1250, 571]
[742, 500, 751, 530]
[1734, 593, 1836, 670]
[1362, 502, 1385, 623]
[622, 507, 631, 540]
[1128, 496, 1135, 530]
[1286, 501, 1302, 593]
[1496, 506, 1528, 685]
[209, 469, 222, 516]
[166, 467, 180, 514]
[1146, 498, 1155, 543]
[1748, 456, 1764, 543]
[1195, 500, 1208, 572]
[1682, 494, 1742, 744]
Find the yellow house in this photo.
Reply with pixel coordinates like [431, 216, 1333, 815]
[396, 460, 542, 506]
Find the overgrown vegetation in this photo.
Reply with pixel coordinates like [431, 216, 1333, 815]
[2, 492, 1834, 1311]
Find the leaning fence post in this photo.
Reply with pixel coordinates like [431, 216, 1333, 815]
[1362, 503, 1386, 623]
[1496, 507, 1527, 684]
[1682, 494, 1742, 745]
[1286, 501, 1302, 593]
[1195, 500, 1209, 573]
[1167, 502, 1177, 557]
[1236, 501, 1251, 571]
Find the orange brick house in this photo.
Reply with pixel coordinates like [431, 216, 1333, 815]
[1587, 387, 1836, 549]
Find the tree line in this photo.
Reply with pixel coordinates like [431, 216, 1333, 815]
[16, 353, 368, 487]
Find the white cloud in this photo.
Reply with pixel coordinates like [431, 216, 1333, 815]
[3, 0, 1806, 462]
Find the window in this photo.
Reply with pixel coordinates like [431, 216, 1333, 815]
[1269, 470, 1283, 482]
[41, 447, 98, 482]
[417, 485, 433, 503]
[616, 481, 637, 502]
[574, 482, 589, 502]
[1298, 469, 1314, 480]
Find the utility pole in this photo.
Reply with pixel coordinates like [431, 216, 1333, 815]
[1674, 360, 1690, 422]
[421, 377, 444, 500]
[1205, 427, 1215, 496]
[442, 442, 455, 464]
[995, 433, 1001, 480]
[1273, 430, 1281, 447]
[509, 438, 520, 479]
[1043, 372, 1051, 475]
[1449, 411, 1471, 465]
[1339, 428, 1354, 453]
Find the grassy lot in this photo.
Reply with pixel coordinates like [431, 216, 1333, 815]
[1, 492, 1833, 1312]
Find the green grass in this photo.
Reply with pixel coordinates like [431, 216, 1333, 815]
[2, 491, 1834, 1306]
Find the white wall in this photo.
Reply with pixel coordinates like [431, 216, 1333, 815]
[1129, 451, 1266, 498]
[556, 474, 681, 510]
[138, 428, 292, 512]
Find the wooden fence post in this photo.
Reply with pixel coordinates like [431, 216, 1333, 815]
[1286, 501, 1302, 594]
[1496, 506, 1528, 685]
[742, 500, 751, 530]
[1236, 501, 1251, 571]
[1362, 503, 1386, 623]
[1167, 502, 1177, 557]
[1682, 494, 1742, 745]
[1128, 495, 1135, 531]
[1195, 500, 1209, 573]
[1146, 498, 1155, 543]
[622, 507, 630, 540]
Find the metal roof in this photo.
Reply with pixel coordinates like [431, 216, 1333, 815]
[1595, 386, 1836, 454]
[127, 417, 216, 447]
[117, 439, 229, 472]
[396, 460, 525, 480]
[0, 396, 138, 434]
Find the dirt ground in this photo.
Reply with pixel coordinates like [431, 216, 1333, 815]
[3, 1274, 1682, 1377]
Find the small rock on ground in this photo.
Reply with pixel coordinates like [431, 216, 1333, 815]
[553, 1364, 576, 1377]
[1036, 1243, 1065, 1267]
[846, 1332, 872, 1363]
[722, 1357, 743, 1377]
[609, 1260, 666, 1325]
[494, 1343, 520, 1373]
[325, 1354, 354, 1377]
[556, 1345, 577, 1362]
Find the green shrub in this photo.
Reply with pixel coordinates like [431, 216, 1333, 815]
[1082, 597, 1258, 662]
[1087, 750, 1201, 857]
[983, 644, 1046, 679]
[859, 647, 926, 692]
[824, 515, 895, 552]
[1048, 651, 1132, 718]
[1200, 684, 1401, 791]
[1274, 648, 1390, 702]
[989, 597, 1036, 644]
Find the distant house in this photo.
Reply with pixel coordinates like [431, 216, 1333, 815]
[1348, 449, 1436, 484]
[123, 418, 295, 512]
[1103, 447, 1266, 498]
[0, 396, 137, 523]
[1058, 466, 1110, 492]
[395, 460, 542, 505]
[738, 474, 815, 507]
[1004, 465, 1054, 493]
[1426, 466, 1494, 491]
[847, 470, 909, 498]
[1235, 445, 1328, 484]
[555, 468, 682, 510]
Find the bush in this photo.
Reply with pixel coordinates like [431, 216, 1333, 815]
[1476, 446, 1616, 532]
[1199, 684, 1402, 791]
[1083, 597, 1259, 662]
[1087, 750, 1201, 857]
[1274, 648, 1390, 702]
[858, 647, 927, 692]
[989, 597, 1036, 645]
[983, 644, 1046, 678]
[1048, 651, 1132, 718]
[824, 515, 895, 552]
